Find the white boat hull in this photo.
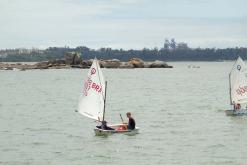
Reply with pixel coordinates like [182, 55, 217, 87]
[94, 124, 139, 136]
[225, 109, 247, 116]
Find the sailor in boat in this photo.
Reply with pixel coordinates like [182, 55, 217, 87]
[96, 121, 115, 130]
[234, 103, 241, 110]
[126, 112, 136, 130]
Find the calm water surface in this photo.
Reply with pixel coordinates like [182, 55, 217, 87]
[1, 62, 247, 165]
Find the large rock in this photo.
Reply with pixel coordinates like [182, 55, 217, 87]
[65, 52, 81, 65]
[128, 58, 144, 68]
[0, 63, 13, 70]
[149, 60, 172, 68]
[35, 61, 50, 69]
[34, 59, 69, 69]
[48, 59, 66, 66]
[80, 60, 92, 68]
[100, 59, 121, 68]
[119, 62, 134, 68]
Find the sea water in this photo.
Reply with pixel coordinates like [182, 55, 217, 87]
[1, 62, 247, 165]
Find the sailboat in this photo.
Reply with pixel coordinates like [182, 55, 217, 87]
[77, 58, 139, 135]
[225, 56, 247, 116]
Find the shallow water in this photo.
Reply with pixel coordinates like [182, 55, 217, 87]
[1, 62, 247, 165]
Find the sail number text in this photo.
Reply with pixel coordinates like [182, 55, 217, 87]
[83, 78, 102, 96]
[236, 86, 247, 96]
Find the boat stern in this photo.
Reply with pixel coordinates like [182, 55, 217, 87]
[225, 110, 234, 116]
[225, 109, 247, 116]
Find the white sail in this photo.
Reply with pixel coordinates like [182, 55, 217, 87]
[78, 58, 106, 121]
[230, 57, 247, 104]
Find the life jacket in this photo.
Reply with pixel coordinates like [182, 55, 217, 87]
[235, 104, 241, 110]
[117, 125, 126, 131]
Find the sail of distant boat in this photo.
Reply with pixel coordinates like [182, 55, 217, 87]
[78, 58, 106, 121]
[229, 56, 247, 104]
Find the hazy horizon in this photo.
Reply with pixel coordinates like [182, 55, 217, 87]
[0, 43, 246, 51]
[1, 0, 246, 49]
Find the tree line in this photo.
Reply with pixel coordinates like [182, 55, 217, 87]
[1, 40, 246, 62]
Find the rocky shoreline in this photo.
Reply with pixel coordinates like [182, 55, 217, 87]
[0, 58, 173, 70]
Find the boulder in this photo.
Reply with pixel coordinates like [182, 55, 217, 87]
[48, 59, 66, 66]
[119, 62, 134, 68]
[100, 59, 121, 68]
[65, 52, 81, 65]
[33, 59, 69, 69]
[80, 60, 92, 68]
[128, 58, 144, 68]
[143, 62, 152, 68]
[35, 61, 49, 69]
[149, 60, 172, 68]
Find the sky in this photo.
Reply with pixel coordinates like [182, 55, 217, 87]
[0, 0, 246, 49]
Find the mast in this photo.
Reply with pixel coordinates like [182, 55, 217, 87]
[229, 73, 233, 106]
[229, 57, 239, 108]
[102, 81, 107, 121]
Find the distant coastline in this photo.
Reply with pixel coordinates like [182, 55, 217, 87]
[1, 40, 246, 62]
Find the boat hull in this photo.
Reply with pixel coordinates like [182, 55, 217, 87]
[225, 109, 247, 116]
[94, 124, 139, 136]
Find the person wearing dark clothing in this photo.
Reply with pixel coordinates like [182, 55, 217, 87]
[96, 120, 115, 130]
[126, 112, 136, 130]
[234, 103, 241, 110]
